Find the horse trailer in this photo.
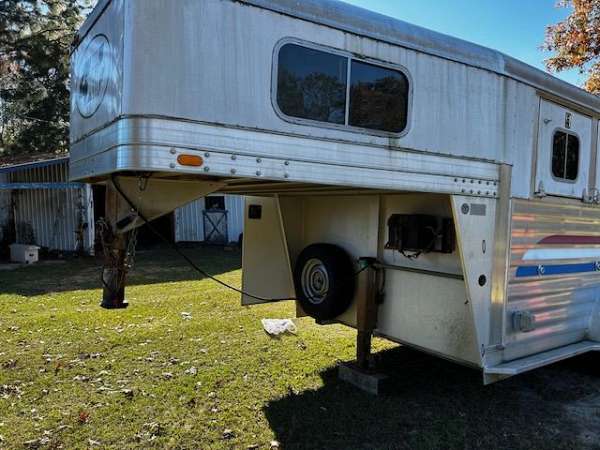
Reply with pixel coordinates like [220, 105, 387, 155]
[70, 0, 600, 385]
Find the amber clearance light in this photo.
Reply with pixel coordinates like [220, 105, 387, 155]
[177, 154, 204, 167]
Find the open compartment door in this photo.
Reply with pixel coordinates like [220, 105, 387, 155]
[241, 196, 296, 305]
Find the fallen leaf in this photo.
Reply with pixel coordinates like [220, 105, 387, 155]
[77, 411, 90, 424]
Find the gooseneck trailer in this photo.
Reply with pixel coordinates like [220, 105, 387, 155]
[71, 0, 600, 384]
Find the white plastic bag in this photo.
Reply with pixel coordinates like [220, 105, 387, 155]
[261, 319, 297, 336]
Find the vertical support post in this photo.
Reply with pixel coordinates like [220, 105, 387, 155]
[100, 184, 130, 309]
[489, 164, 512, 349]
[355, 259, 379, 370]
[101, 232, 128, 309]
[338, 259, 388, 395]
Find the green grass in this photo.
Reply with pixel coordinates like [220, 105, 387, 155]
[1, 245, 600, 450]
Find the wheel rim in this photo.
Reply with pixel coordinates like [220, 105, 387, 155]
[301, 258, 330, 305]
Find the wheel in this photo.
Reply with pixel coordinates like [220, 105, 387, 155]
[293, 243, 356, 321]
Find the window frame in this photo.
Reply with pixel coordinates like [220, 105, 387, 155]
[549, 127, 581, 184]
[205, 195, 226, 211]
[271, 38, 413, 138]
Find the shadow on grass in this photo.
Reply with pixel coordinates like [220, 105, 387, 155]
[0, 244, 241, 297]
[264, 346, 600, 450]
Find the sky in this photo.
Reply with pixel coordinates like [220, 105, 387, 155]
[341, 0, 583, 87]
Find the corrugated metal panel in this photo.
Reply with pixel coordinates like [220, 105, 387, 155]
[174, 195, 244, 244]
[6, 160, 94, 254]
[175, 197, 205, 242]
[0, 173, 11, 242]
[225, 195, 244, 244]
[504, 199, 600, 361]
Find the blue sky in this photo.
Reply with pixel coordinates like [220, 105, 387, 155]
[342, 0, 582, 87]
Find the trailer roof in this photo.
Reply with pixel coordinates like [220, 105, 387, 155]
[78, 0, 600, 114]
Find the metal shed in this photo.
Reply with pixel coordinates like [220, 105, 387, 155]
[0, 158, 95, 254]
[175, 194, 244, 245]
[0, 157, 245, 255]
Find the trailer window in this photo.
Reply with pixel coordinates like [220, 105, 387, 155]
[276, 42, 410, 134]
[206, 196, 225, 211]
[349, 61, 409, 132]
[552, 131, 579, 181]
[277, 44, 347, 125]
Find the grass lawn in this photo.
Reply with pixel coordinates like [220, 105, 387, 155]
[1, 245, 600, 450]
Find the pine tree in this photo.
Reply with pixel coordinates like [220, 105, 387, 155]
[0, 0, 91, 161]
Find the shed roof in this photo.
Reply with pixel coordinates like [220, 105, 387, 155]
[0, 157, 69, 174]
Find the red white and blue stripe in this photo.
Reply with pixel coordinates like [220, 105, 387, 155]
[516, 235, 600, 278]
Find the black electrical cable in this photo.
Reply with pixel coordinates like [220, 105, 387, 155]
[110, 174, 298, 302]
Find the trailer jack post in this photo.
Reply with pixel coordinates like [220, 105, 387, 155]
[339, 261, 388, 395]
[99, 183, 134, 310]
[100, 231, 129, 310]
[356, 330, 373, 371]
[356, 260, 380, 369]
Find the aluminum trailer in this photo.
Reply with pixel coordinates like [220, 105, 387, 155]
[70, 0, 600, 384]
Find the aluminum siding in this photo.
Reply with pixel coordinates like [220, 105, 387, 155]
[175, 197, 205, 243]
[111, 0, 533, 197]
[504, 199, 600, 361]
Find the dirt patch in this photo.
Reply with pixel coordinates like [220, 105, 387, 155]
[565, 394, 600, 446]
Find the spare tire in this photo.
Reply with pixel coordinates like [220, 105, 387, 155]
[293, 243, 356, 321]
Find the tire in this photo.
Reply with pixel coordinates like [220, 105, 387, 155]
[293, 243, 356, 321]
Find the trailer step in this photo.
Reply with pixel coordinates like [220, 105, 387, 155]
[485, 341, 600, 376]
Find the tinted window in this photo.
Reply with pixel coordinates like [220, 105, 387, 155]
[349, 61, 409, 132]
[552, 131, 579, 181]
[277, 44, 347, 124]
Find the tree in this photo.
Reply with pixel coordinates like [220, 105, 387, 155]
[545, 0, 600, 94]
[0, 0, 91, 161]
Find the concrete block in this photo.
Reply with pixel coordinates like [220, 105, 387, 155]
[338, 362, 388, 396]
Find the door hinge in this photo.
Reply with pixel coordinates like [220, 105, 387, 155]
[534, 181, 546, 198]
[583, 188, 600, 205]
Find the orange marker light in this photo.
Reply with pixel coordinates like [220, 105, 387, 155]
[177, 154, 204, 167]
